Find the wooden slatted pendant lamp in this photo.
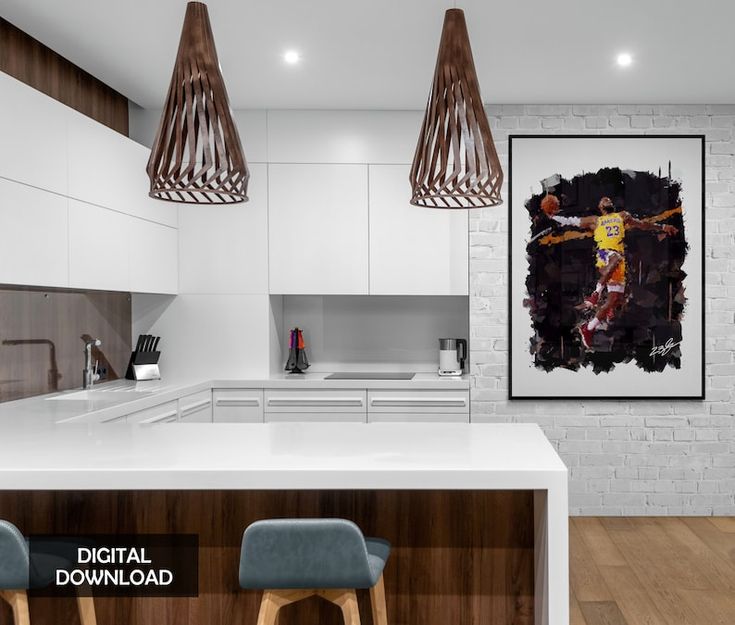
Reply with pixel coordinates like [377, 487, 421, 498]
[410, 8, 503, 208]
[147, 1, 249, 203]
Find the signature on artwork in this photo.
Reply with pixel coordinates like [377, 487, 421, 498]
[650, 338, 681, 358]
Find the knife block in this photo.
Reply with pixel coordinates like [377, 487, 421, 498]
[124, 350, 161, 381]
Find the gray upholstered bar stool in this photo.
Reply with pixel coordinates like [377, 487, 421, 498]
[239, 519, 390, 625]
[0, 520, 97, 625]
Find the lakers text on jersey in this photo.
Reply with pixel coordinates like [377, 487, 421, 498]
[594, 213, 625, 252]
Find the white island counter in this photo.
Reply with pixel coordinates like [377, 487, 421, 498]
[0, 421, 567, 625]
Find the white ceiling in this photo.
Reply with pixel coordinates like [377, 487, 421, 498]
[0, 0, 732, 109]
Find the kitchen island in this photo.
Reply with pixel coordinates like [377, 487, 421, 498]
[0, 422, 567, 625]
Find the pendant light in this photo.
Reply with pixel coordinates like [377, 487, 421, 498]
[147, 2, 249, 203]
[409, 8, 503, 208]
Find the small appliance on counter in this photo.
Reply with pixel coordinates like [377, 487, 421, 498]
[284, 327, 309, 374]
[125, 334, 161, 381]
[438, 338, 467, 376]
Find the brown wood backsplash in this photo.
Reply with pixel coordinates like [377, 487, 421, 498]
[0, 17, 129, 135]
[0, 286, 131, 402]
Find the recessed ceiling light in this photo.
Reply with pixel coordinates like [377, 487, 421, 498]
[616, 52, 633, 67]
[283, 50, 300, 65]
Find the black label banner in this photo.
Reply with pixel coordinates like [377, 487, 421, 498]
[28, 534, 198, 597]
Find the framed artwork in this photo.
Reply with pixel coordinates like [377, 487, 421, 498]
[509, 135, 704, 399]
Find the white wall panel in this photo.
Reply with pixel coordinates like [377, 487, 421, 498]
[132, 293, 272, 381]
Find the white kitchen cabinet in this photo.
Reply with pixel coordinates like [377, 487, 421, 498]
[265, 412, 367, 423]
[127, 400, 179, 424]
[268, 164, 369, 294]
[368, 165, 468, 295]
[0, 73, 68, 195]
[178, 163, 267, 294]
[264, 389, 367, 422]
[66, 112, 177, 228]
[98, 413, 129, 424]
[68, 199, 130, 291]
[367, 389, 469, 422]
[213, 389, 264, 423]
[266, 110, 423, 164]
[128, 218, 178, 294]
[368, 413, 469, 423]
[0, 179, 69, 288]
[178, 389, 213, 422]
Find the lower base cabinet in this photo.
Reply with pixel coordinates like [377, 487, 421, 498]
[213, 389, 264, 423]
[86, 386, 471, 425]
[265, 412, 367, 423]
[126, 400, 179, 424]
[368, 412, 469, 423]
[178, 390, 213, 423]
[264, 389, 367, 423]
[367, 390, 469, 423]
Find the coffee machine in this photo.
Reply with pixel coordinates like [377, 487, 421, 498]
[438, 338, 467, 376]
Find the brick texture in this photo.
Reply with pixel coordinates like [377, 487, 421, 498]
[470, 104, 735, 515]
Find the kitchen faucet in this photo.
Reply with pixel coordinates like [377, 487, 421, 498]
[83, 338, 102, 389]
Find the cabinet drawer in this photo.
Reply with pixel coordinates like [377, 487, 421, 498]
[213, 389, 264, 423]
[264, 412, 367, 423]
[367, 390, 469, 414]
[127, 400, 179, 424]
[178, 390, 213, 423]
[264, 390, 367, 413]
[99, 413, 128, 424]
[368, 412, 469, 423]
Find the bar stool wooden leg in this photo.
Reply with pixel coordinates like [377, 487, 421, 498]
[369, 574, 388, 625]
[76, 594, 97, 625]
[0, 590, 31, 625]
[257, 590, 314, 625]
[320, 589, 361, 625]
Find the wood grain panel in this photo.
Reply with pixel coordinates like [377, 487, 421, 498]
[0, 286, 131, 402]
[0, 18, 128, 135]
[0, 490, 534, 625]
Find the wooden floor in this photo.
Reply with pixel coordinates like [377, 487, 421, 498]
[570, 517, 735, 625]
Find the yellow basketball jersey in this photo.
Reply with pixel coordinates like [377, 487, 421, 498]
[594, 213, 625, 252]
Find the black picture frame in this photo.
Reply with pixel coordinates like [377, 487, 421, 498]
[508, 134, 705, 400]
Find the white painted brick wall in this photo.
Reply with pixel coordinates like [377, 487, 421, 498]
[470, 104, 735, 516]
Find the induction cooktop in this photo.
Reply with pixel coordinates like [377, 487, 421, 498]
[324, 372, 416, 380]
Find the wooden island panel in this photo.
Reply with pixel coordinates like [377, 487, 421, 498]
[0, 490, 534, 625]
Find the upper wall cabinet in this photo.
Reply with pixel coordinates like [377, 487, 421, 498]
[68, 200, 130, 292]
[368, 165, 468, 296]
[267, 110, 423, 164]
[178, 163, 268, 294]
[268, 164, 369, 295]
[0, 73, 68, 195]
[128, 218, 178, 294]
[67, 114, 177, 228]
[0, 73, 179, 294]
[0, 178, 68, 288]
[67, 199, 178, 294]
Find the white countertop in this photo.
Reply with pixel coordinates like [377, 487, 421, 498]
[0, 421, 565, 490]
[0, 373, 469, 425]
